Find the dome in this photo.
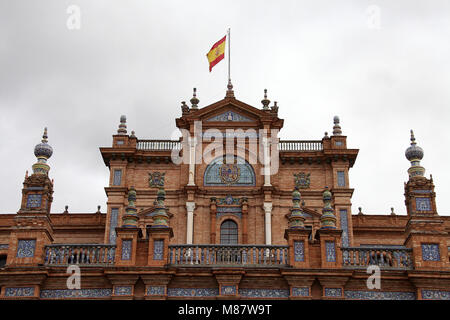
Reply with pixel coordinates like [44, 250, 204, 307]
[405, 130, 424, 161]
[34, 128, 52, 159]
[34, 142, 53, 159]
[405, 144, 424, 161]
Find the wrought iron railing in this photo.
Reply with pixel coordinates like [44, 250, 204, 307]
[137, 140, 181, 151]
[44, 244, 116, 266]
[168, 244, 289, 267]
[278, 140, 323, 151]
[342, 247, 413, 270]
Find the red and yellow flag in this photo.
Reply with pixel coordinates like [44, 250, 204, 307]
[206, 35, 226, 72]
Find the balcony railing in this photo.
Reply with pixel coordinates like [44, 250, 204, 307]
[168, 244, 289, 267]
[44, 244, 116, 267]
[342, 247, 413, 270]
[278, 140, 323, 151]
[137, 140, 181, 151]
[136, 139, 323, 152]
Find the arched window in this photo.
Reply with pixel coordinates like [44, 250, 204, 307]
[204, 155, 255, 186]
[220, 220, 238, 244]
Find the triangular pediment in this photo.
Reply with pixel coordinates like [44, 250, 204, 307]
[195, 98, 267, 124]
[176, 96, 284, 130]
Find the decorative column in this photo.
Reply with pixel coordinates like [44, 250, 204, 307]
[210, 198, 217, 243]
[186, 202, 195, 244]
[242, 198, 248, 244]
[187, 136, 197, 186]
[262, 137, 271, 187]
[115, 187, 142, 267]
[263, 202, 272, 245]
[316, 187, 342, 269]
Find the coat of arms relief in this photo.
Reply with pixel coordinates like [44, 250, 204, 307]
[294, 172, 311, 189]
[149, 172, 165, 187]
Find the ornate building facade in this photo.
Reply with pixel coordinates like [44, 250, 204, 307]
[0, 83, 449, 300]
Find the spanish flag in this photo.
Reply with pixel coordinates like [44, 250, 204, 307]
[206, 35, 226, 72]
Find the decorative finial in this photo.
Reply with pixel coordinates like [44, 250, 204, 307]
[64, 205, 68, 213]
[190, 88, 199, 109]
[320, 186, 337, 229]
[323, 132, 329, 139]
[390, 207, 395, 215]
[225, 79, 235, 98]
[117, 115, 127, 135]
[261, 89, 270, 110]
[358, 207, 363, 215]
[25, 170, 28, 178]
[130, 130, 136, 138]
[405, 129, 425, 178]
[181, 101, 189, 114]
[271, 101, 279, 112]
[288, 187, 306, 229]
[122, 186, 139, 228]
[332, 116, 342, 136]
[151, 187, 170, 227]
[410, 130, 416, 145]
[97, 205, 101, 212]
[42, 127, 48, 143]
[32, 127, 53, 175]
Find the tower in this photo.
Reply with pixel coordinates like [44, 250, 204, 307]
[402, 130, 449, 275]
[404, 130, 437, 216]
[7, 128, 54, 269]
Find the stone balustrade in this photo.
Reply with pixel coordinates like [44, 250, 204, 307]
[278, 140, 323, 151]
[137, 140, 181, 151]
[342, 246, 413, 270]
[136, 139, 323, 152]
[168, 244, 289, 267]
[44, 244, 116, 266]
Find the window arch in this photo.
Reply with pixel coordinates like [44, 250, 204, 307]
[204, 155, 256, 186]
[220, 220, 238, 244]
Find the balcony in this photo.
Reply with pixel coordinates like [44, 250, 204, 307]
[44, 244, 116, 267]
[42, 243, 414, 270]
[342, 247, 413, 270]
[168, 244, 289, 267]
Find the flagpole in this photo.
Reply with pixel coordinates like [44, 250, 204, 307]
[227, 28, 231, 82]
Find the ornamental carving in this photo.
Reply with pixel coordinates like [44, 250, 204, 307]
[294, 172, 310, 189]
[219, 164, 240, 185]
[148, 172, 165, 188]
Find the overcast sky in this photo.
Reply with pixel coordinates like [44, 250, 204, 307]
[1, 0, 449, 216]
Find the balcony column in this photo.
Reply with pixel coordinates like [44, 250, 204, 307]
[262, 137, 271, 186]
[186, 202, 196, 244]
[187, 136, 197, 186]
[263, 202, 272, 245]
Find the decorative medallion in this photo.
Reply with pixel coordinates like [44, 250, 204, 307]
[294, 172, 310, 189]
[219, 164, 240, 185]
[148, 172, 165, 188]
